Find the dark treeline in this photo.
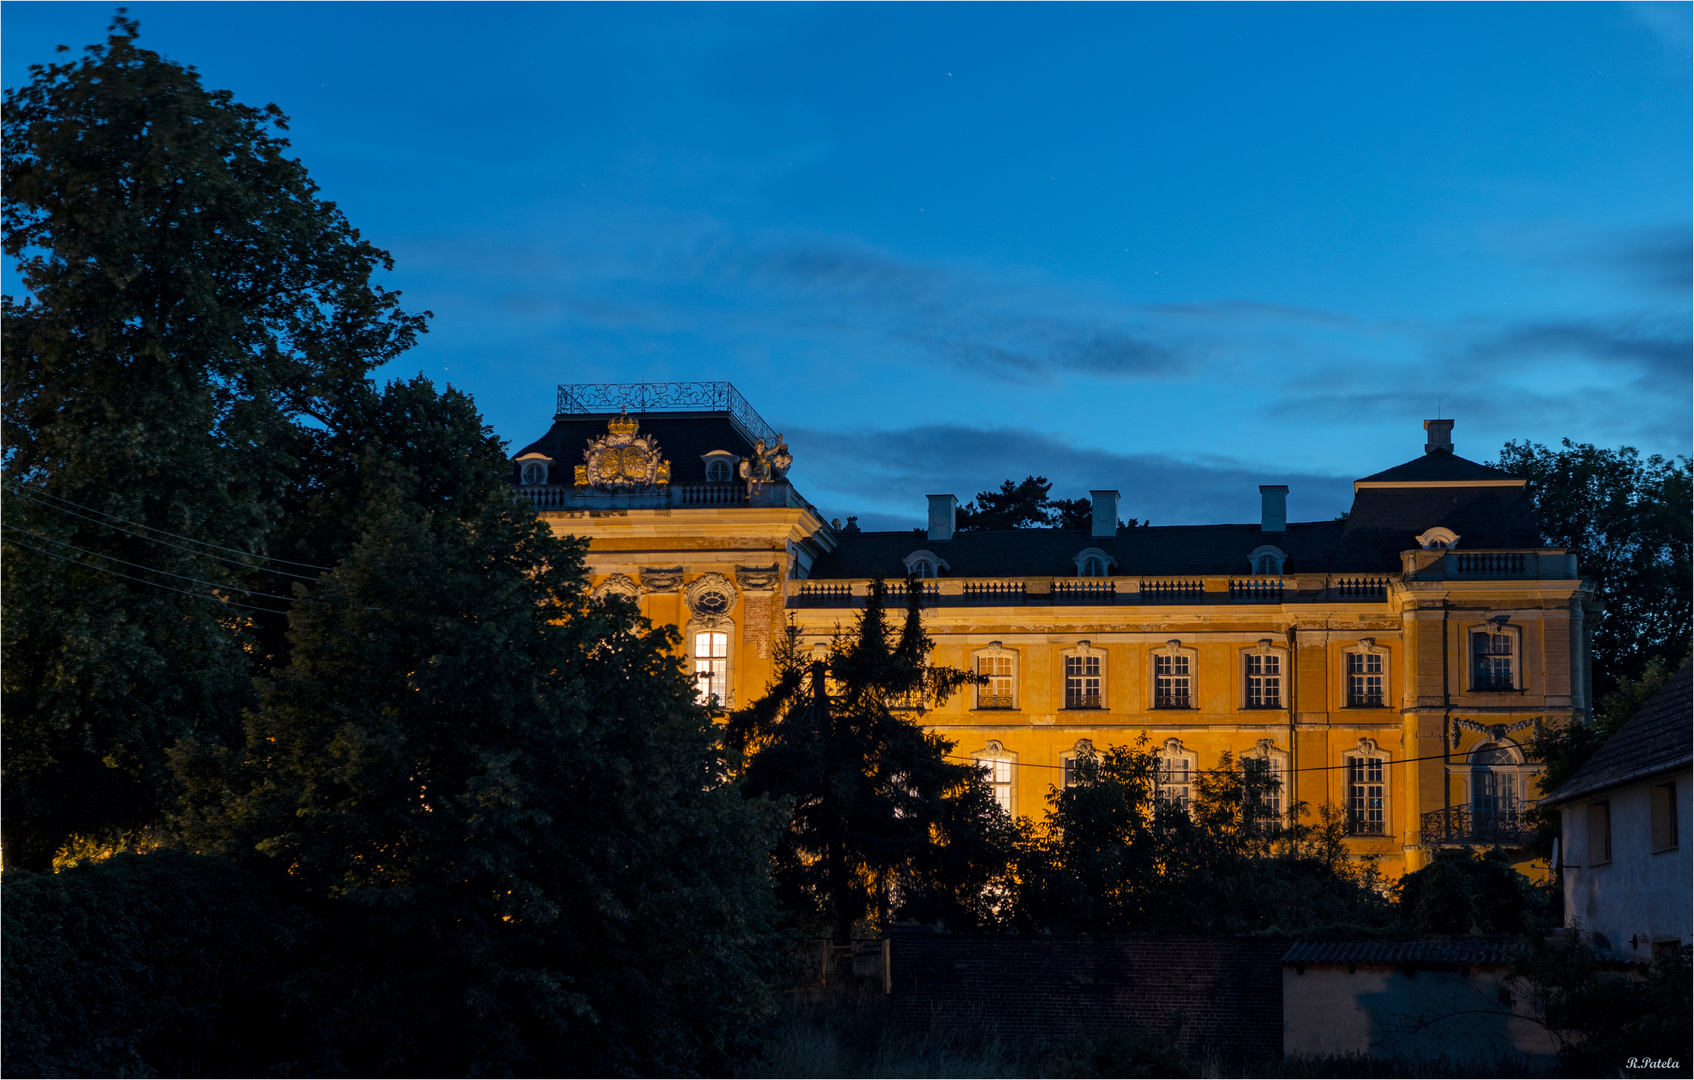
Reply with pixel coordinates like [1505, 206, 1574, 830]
[3, 18, 1689, 1079]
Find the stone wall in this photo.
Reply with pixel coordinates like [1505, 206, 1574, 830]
[884, 928, 1284, 1056]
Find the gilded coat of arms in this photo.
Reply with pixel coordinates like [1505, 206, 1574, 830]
[573, 411, 672, 491]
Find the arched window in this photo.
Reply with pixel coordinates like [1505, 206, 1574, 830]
[1072, 547, 1116, 578]
[1247, 545, 1287, 576]
[1415, 527, 1460, 550]
[902, 549, 949, 578]
[1468, 741, 1523, 829]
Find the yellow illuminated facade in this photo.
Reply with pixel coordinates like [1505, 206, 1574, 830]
[514, 383, 1595, 877]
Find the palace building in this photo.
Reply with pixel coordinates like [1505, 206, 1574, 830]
[513, 381, 1596, 877]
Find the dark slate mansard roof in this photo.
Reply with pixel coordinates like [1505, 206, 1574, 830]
[511, 413, 761, 487]
[807, 449, 1541, 581]
[1544, 663, 1694, 806]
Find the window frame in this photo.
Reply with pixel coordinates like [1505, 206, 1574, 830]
[1151, 640, 1197, 710]
[1155, 738, 1198, 816]
[1342, 639, 1389, 709]
[1344, 738, 1391, 837]
[973, 740, 1017, 817]
[1072, 547, 1117, 578]
[1241, 738, 1291, 828]
[1651, 782, 1679, 854]
[1062, 739, 1097, 789]
[1240, 640, 1288, 710]
[1062, 643, 1107, 710]
[515, 452, 554, 486]
[973, 643, 1019, 711]
[1467, 622, 1521, 693]
[690, 626, 731, 710]
[1587, 801, 1612, 865]
[902, 549, 949, 579]
[1246, 544, 1287, 576]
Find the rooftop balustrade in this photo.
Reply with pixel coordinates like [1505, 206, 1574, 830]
[519, 481, 817, 515]
[785, 574, 1402, 608]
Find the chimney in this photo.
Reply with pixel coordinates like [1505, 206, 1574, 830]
[1090, 490, 1120, 538]
[1259, 485, 1288, 533]
[1424, 419, 1454, 455]
[926, 494, 957, 542]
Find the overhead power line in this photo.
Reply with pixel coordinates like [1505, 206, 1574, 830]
[5, 534, 288, 615]
[3, 481, 333, 572]
[3, 524, 307, 604]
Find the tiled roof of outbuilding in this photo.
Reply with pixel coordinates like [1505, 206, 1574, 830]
[1544, 663, 1694, 806]
[1282, 938, 1518, 966]
[807, 520, 1348, 580]
[1356, 452, 1526, 485]
[511, 413, 759, 486]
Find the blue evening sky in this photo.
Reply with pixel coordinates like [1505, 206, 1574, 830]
[5, 3, 1690, 528]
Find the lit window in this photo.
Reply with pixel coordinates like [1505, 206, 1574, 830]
[1472, 631, 1515, 691]
[706, 459, 733, 482]
[1347, 756, 1385, 835]
[975, 744, 1015, 814]
[1154, 654, 1191, 708]
[1065, 654, 1102, 709]
[1347, 652, 1384, 706]
[978, 654, 1015, 709]
[521, 462, 547, 485]
[1245, 653, 1281, 708]
[694, 631, 728, 707]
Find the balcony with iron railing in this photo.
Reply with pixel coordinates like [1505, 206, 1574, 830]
[1064, 692, 1104, 710]
[520, 480, 817, 513]
[1153, 693, 1193, 710]
[1347, 692, 1386, 708]
[1421, 804, 1532, 846]
[976, 693, 1016, 710]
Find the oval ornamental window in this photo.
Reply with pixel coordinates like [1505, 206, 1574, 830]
[521, 462, 547, 485]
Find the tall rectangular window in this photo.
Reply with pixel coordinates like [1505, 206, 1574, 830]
[1245, 654, 1281, 708]
[1244, 756, 1283, 824]
[1064, 757, 1095, 788]
[1348, 756, 1385, 835]
[1472, 632, 1515, 691]
[978, 655, 1015, 709]
[980, 757, 1013, 814]
[1154, 654, 1191, 708]
[1065, 655, 1102, 709]
[1588, 802, 1612, 864]
[693, 631, 728, 707]
[1652, 784, 1679, 852]
[1347, 652, 1383, 706]
[1156, 756, 1191, 812]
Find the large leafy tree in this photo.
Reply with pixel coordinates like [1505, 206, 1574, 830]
[172, 467, 788, 1074]
[1497, 439, 1692, 699]
[726, 580, 1013, 946]
[1, 16, 427, 868]
[958, 475, 1146, 531]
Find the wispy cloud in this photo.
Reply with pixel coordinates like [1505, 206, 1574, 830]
[787, 423, 1356, 528]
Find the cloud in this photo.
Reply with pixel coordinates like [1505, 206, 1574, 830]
[786, 423, 1357, 528]
[1590, 225, 1693, 294]
[1466, 316, 1692, 378]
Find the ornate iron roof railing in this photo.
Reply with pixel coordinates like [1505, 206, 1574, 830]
[555, 381, 779, 447]
[1420, 804, 1530, 846]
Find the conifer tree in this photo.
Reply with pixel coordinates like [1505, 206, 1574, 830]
[726, 579, 1015, 947]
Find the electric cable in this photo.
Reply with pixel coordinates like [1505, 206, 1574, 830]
[3, 524, 306, 603]
[5, 534, 290, 615]
[2, 481, 332, 571]
[7, 488, 325, 581]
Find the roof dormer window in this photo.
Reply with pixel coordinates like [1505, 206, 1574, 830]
[1415, 527, 1460, 550]
[515, 452, 554, 486]
[1247, 545, 1286, 575]
[700, 450, 739, 484]
[903, 549, 949, 578]
[1073, 547, 1117, 578]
